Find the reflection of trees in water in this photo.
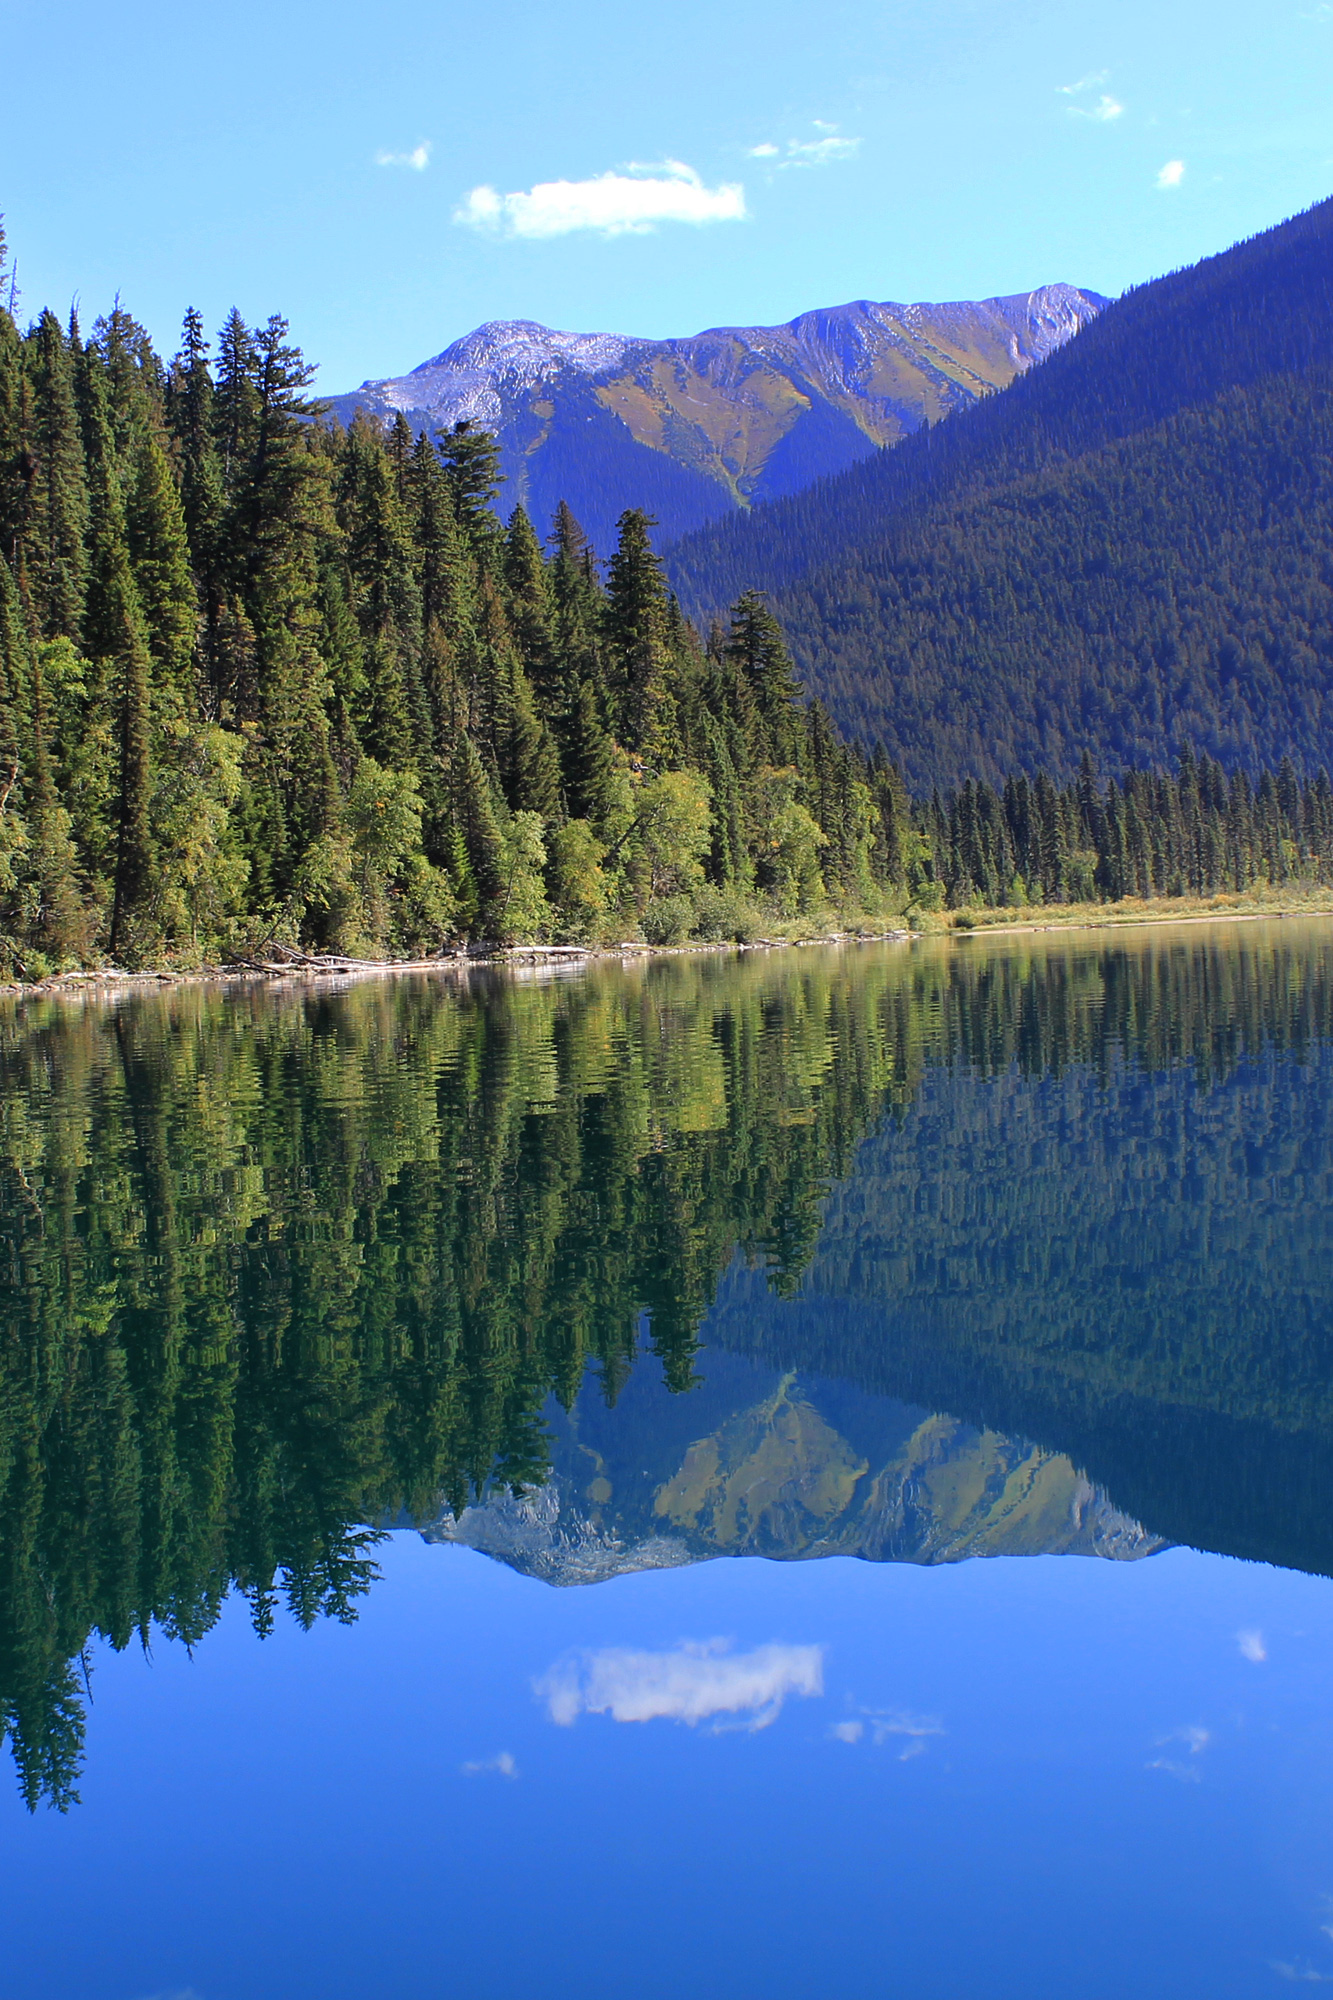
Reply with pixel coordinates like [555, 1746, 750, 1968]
[2, 923, 1332, 1807]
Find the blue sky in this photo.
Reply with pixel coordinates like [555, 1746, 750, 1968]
[4, 0, 1333, 391]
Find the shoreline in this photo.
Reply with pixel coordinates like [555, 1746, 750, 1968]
[4, 898, 1332, 1003]
[0, 929, 912, 1002]
[946, 904, 1333, 940]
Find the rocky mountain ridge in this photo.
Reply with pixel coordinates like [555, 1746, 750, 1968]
[327, 286, 1105, 550]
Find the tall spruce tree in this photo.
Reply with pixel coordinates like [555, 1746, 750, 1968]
[80, 353, 156, 956]
[604, 508, 670, 760]
[166, 309, 225, 698]
[437, 421, 503, 562]
[0, 224, 24, 569]
[21, 312, 89, 640]
[503, 505, 560, 713]
[723, 590, 806, 771]
[126, 427, 197, 710]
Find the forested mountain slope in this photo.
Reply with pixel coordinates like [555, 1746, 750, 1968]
[328, 287, 1102, 551]
[666, 198, 1333, 788]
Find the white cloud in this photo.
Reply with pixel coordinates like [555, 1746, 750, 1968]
[1272, 1964, 1333, 1983]
[1238, 1628, 1268, 1663]
[748, 125, 862, 170]
[1157, 158, 1186, 188]
[454, 160, 746, 239]
[537, 1639, 824, 1731]
[830, 1719, 864, 1743]
[376, 142, 431, 172]
[461, 1750, 518, 1779]
[788, 134, 862, 165]
[1060, 74, 1123, 120]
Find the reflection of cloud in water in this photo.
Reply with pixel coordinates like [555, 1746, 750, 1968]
[1146, 1758, 1202, 1783]
[462, 1750, 518, 1779]
[830, 1708, 943, 1759]
[1148, 1723, 1210, 1781]
[537, 1639, 824, 1731]
[868, 1710, 944, 1754]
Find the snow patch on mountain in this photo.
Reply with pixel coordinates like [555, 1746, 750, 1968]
[349, 320, 632, 429]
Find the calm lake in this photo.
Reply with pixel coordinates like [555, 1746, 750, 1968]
[3, 921, 1333, 1998]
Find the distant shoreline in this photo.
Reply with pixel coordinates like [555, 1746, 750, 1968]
[4, 896, 1332, 1002]
[940, 892, 1333, 941]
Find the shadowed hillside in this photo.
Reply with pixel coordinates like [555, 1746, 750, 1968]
[667, 198, 1333, 787]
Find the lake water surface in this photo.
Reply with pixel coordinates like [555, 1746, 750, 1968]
[3, 923, 1333, 1997]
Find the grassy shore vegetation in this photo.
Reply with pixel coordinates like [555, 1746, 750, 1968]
[3, 226, 1333, 976]
[929, 884, 1333, 935]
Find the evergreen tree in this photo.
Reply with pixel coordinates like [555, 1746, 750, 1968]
[450, 732, 507, 930]
[126, 427, 197, 707]
[724, 589, 805, 770]
[561, 677, 615, 825]
[437, 421, 503, 559]
[0, 223, 24, 569]
[604, 508, 670, 760]
[503, 505, 559, 712]
[81, 354, 155, 956]
[337, 417, 427, 770]
[212, 309, 259, 493]
[166, 309, 225, 697]
[92, 304, 163, 463]
[21, 311, 88, 640]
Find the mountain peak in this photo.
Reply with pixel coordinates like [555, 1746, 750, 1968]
[329, 283, 1104, 550]
[412, 318, 631, 385]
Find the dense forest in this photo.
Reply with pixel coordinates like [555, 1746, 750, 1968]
[0, 220, 908, 972]
[5, 931, 1333, 1806]
[667, 196, 1333, 787]
[4, 216, 1333, 968]
[917, 742, 1333, 910]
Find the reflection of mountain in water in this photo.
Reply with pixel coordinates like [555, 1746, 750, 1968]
[423, 1352, 1162, 1583]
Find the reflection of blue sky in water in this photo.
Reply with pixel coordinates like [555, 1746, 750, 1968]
[6, 1532, 1333, 2000]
